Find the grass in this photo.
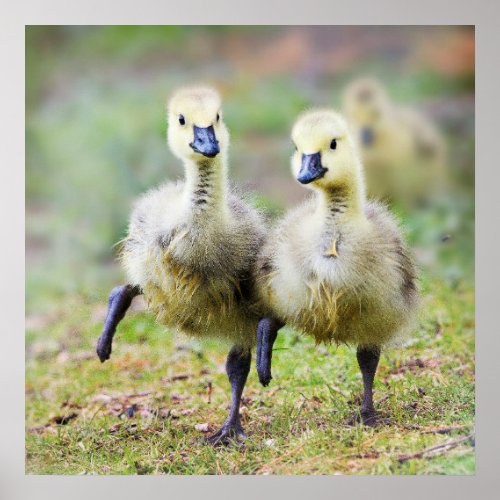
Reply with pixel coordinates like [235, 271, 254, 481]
[25, 274, 475, 475]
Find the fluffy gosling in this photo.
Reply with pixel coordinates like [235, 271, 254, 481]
[256, 109, 418, 425]
[343, 77, 446, 206]
[96, 86, 268, 444]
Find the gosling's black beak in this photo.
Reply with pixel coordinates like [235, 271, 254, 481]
[190, 125, 220, 158]
[297, 152, 328, 184]
[361, 126, 375, 147]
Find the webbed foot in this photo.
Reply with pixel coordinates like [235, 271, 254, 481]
[257, 365, 272, 387]
[256, 318, 283, 387]
[206, 420, 246, 446]
[95, 284, 141, 364]
[96, 335, 112, 363]
[361, 409, 379, 427]
[346, 409, 390, 427]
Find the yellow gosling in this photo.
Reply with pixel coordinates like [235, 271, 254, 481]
[256, 109, 419, 426]
[97, 86, 268, 445]
[343, 77, 447, 206]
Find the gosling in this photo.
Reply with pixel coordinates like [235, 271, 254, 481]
[256, 109, 418, 426]
[96, 86, 268, 444]
[342, 77, 446, 206]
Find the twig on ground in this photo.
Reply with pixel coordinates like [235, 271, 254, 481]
[207, 381, 212, 404]
[398, 423, 472, 434]
[375, 395, 390, 405]
[50, 413, 78, 425]
[421, 425, 471, 435]
[397, 433, 474, 463]
[160, 372, 195, 384]
[268, 386, 282, 397]
[169, 373, 194, 381]
[125, 391, 152, 398]
[216, 460, 223, 475]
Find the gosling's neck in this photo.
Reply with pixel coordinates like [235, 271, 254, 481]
[183, 154, 230, 221]
[316, 179, 366, 228]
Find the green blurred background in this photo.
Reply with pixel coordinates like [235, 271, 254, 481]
[25, 26, 474, 315]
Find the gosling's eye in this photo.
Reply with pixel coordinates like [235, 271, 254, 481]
[216, 113, 220, 122]
[292, 142, 297, 151]
[330, 139, 337, 150]
[179, 114, 185, 126]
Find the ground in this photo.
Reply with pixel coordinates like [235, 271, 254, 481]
[25, 275, 474, 475]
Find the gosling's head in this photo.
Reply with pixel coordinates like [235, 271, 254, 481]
[342, 77, 389, 147]
[291, 109, 363, 191]
[167, 86, 229, 162]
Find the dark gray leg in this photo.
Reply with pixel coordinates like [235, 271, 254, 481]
[256, 318, 284, 386]
[207, 345, 251, 446]
[356, 345, 381, 426]
[96, 284, 141, 362]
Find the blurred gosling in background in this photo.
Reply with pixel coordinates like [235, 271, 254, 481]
[342, 77, 447, 208]
[256, 109, 419, 426]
